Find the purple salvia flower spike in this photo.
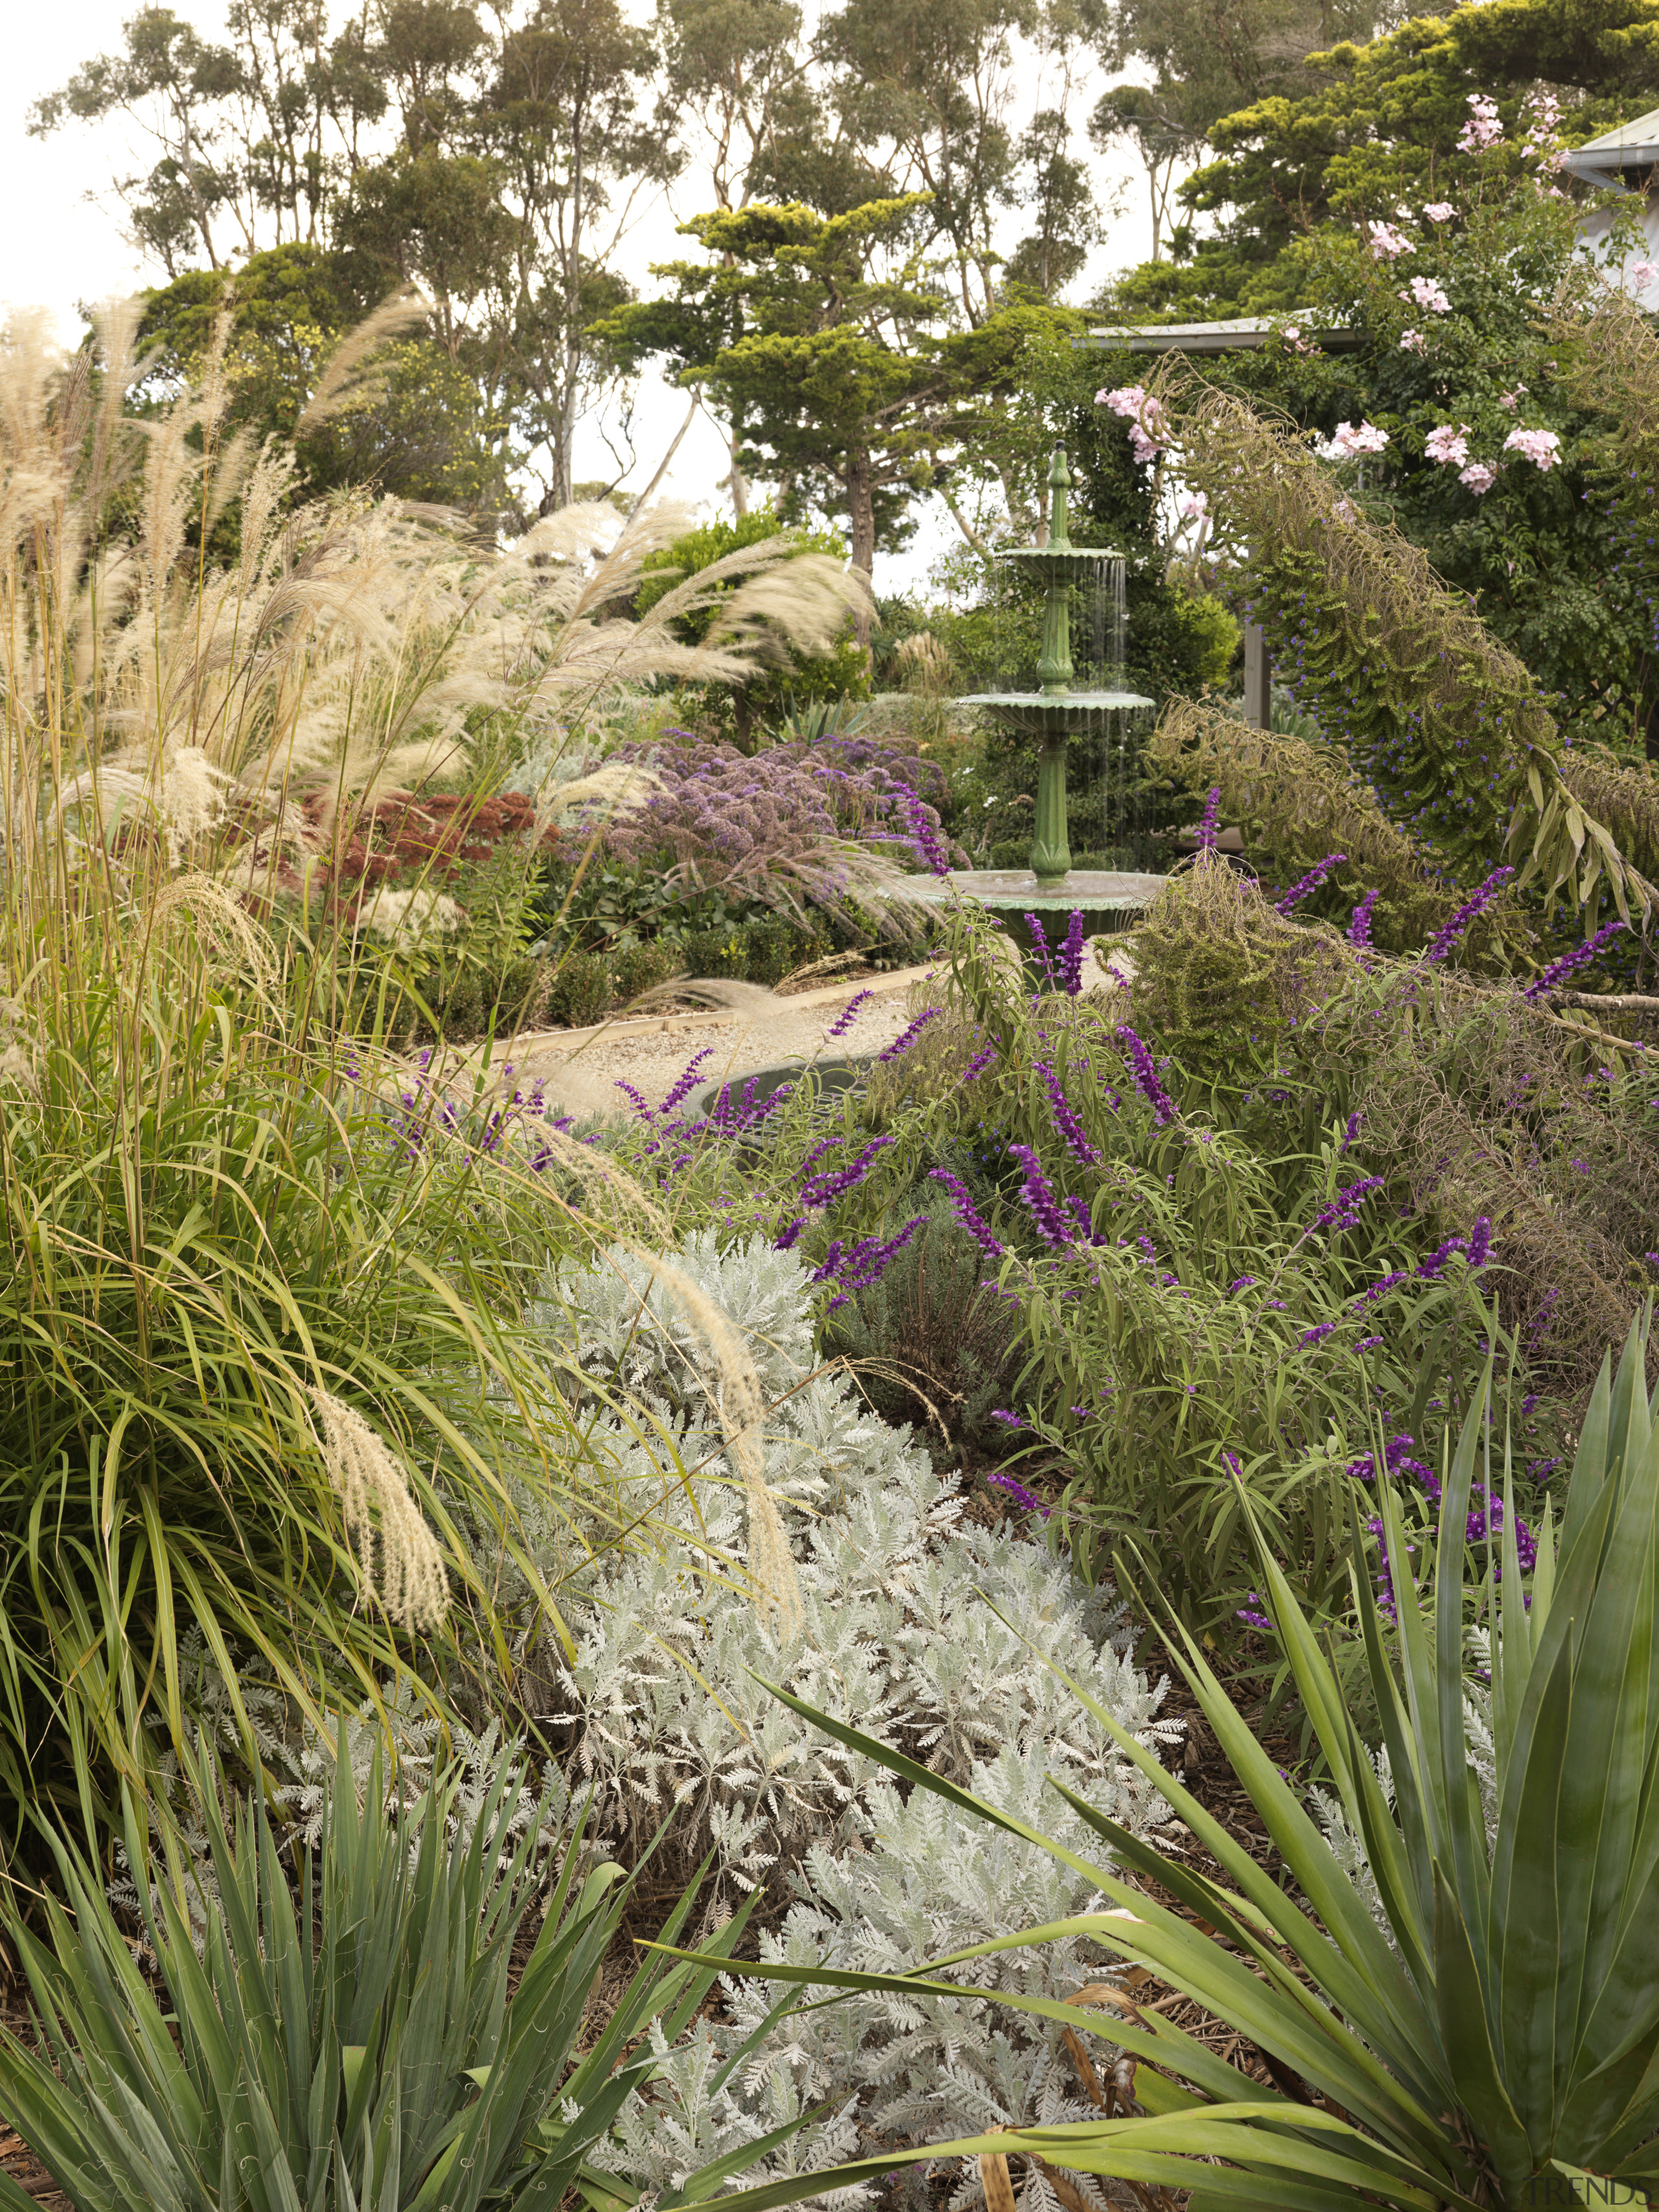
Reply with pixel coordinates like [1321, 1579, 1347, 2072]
[1116, 1023, 1176, 1125]
[826, 988, 874, 1039]
[1421, 865, 1514, 968]
[877, 1007, 941, 1063]
[1275, 852, 1346, 916]
[1059, 911, 1086, 996]
[1522, 918, 1627, 1000]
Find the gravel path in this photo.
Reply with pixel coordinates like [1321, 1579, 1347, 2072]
[458, 969, 937, 1121]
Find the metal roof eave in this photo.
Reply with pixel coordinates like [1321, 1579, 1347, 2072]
[1073, 318, 1367, 353]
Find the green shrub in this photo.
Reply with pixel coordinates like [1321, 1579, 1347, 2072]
[611, 938, 682, 1005]
[681, 927, 750, 979]
[545, 951, 616, 1027]
[820, 1187, 1015, 1448]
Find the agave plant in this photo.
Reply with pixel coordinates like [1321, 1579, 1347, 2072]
[673, 1318, 1659, 2210]
[0, 1732, 770, 2212]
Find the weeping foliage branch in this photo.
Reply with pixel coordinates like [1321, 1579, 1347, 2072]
[1148, 696, 1456, 952]
[1143, 364, 1655, 929]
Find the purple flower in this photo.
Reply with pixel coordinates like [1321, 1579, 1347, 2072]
[1468, 1215, 1492, 1266]
[1009, 1143, 1075, 1246]
[877, 1007, 941, 1063]
[1035, 1061, 1102, 1166]
[928, 1167, 1004, 1258]
[816, 1213, 930, 1306]
[988, 1468, 1050, 1518]
[1275, 853, 1346, 915]
[1064, 1195, 1104, 1244]
[1059, 911, 1086, 996]
[826, 989, 874, 1039]
[901, 787, 953, 876]
[1194, 787, 1222, 850]
[1421, 866, 1514, 967]
[1025, 914, 1057, 992]
[1522, 920, 1627, 999]
[1228, 1275, 1257, 1291]
[1116, 1023, 1176, 1125]
[1348, 889, 1380, 948]
[802, 1132, 895, 1208]
[962, 1042, 999, 1081]
[774, 1215, 807, 1250]
[1301, 1321, 1338, 1345]
[657, 1048, 715, 1119]
[1340, 1110, 1363, 1153]
[1315, 1175, 1383, 1231]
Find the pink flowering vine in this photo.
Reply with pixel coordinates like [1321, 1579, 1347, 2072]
[1424, 424, 1471, 467]
[1503, 426, 1561, 471]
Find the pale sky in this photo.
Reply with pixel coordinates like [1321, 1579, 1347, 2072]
[0, 0, 1160, 594]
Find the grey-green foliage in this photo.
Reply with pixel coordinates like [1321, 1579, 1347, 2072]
[544, 1232, 1180, 2198]
[601, 1749, 1141, 2212]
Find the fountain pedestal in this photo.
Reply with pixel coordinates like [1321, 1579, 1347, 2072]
[911, 447, 1163, 947]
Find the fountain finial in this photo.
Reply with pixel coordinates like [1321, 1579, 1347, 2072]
[1047, 445, 1072, 551]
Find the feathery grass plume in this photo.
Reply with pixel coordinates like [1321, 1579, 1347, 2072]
[307, 1388, 449, 1633]
[354, 885, 466, 952]
[0, 303, 874, 953]
[145, 870, 280, 1001]
[1141, 360, 1655, 925]
[613, 1244, 802, 1636]
[1149, 697, 1455, 954]
[294, 286, 431, 434]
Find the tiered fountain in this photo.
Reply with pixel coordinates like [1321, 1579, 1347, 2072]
[911, 445, 1164, 943]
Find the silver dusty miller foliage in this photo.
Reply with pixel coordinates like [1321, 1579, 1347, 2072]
[546, 1233, 1183, 2209]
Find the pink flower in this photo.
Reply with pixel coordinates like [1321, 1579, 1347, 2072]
[1458, 93, 1503, 152]
[1327, 419, 1390, 458]
[1425, 423, 1471, 466]
[1178, 490, 1208, 521]
[1409, 275, 1452, 314]
[1399, 327, 1428, 354]
[1422, 201, 1456, 222]
[1631, 262, 1658, 293]
[1498, 386, 1528, 410]
[1503, 426, 1561, 471]
[1368, 222, 1412, 261]
[1334, 496, 1358, 522]
[1459, 461, 1498, 495]
[1100, 384, 1166, 463]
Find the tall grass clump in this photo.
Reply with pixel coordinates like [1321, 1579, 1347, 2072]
[0, 299, 875, 1874]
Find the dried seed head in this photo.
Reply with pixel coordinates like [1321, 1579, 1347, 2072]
[308, 1386, 448, 1633]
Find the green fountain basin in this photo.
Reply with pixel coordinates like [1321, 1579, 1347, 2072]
[995, 544, 1128, 585]
[908, 867, 1166, 944]
[958, 689, 1154, 735]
